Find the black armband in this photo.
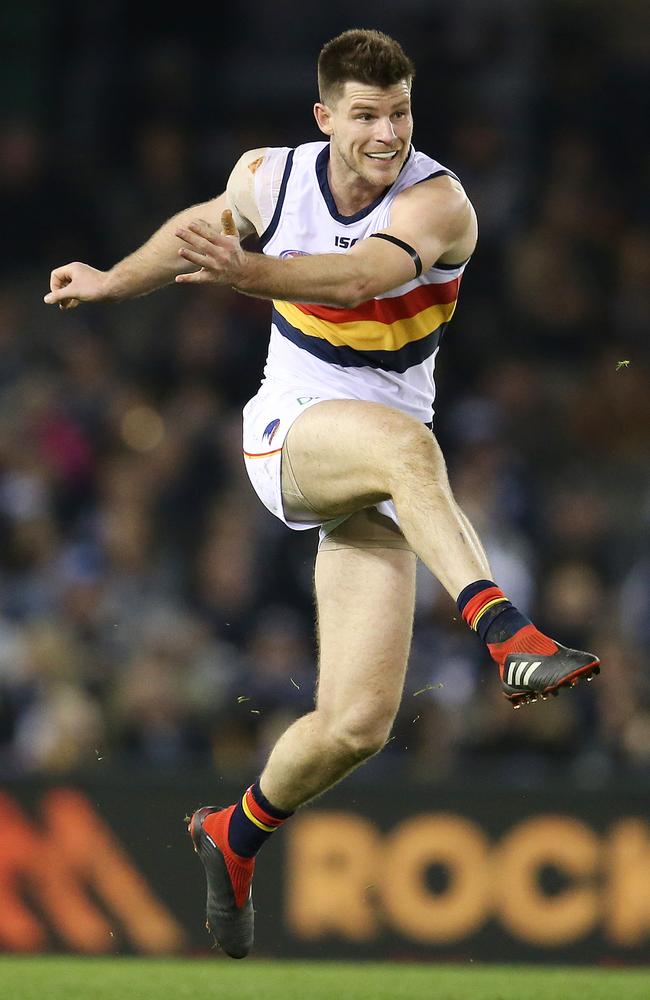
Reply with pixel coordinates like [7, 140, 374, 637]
[368, 233, 423, 278]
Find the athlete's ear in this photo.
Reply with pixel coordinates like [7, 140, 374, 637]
[314, 102, 334, 136]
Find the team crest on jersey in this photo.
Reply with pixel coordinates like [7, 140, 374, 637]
[262, 418, 281, 445]
[280, 249, 311, 258]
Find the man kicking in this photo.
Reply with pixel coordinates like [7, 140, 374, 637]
[44, 29, 600, 959]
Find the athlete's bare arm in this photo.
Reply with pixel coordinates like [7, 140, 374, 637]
[175, 174, 477, 307]
[43, 194, 228, 308]
[43, 147, 269, 309]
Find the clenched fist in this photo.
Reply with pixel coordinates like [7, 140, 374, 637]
[44, 262, 109, 309]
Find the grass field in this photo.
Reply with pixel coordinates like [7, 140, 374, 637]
[1, 957, 648, 1000]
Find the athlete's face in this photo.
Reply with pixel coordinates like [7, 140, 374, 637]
[315, 80, 413, 190]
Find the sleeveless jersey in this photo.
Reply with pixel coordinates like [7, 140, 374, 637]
[254, 141, 470, 423]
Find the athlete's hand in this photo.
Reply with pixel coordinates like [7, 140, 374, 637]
[174, 210, 246, 286]
[44, 262, 109, 310]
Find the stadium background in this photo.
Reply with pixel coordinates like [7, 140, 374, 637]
[0, 0, 648, 964]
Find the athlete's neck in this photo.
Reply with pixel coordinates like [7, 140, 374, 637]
[327, 155, 390, 217]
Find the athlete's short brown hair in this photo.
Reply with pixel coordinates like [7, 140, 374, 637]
[318, 29, 415, 104]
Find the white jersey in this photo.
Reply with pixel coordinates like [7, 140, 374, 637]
[253, 141, 470, 424]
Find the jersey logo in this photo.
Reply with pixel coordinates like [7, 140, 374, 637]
[280, 249, 311, 258]
[334, 236, 359, 249]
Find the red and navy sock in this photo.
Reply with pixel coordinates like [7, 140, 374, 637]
[457, 579, 558, 675]
[226, 780, 293, 858]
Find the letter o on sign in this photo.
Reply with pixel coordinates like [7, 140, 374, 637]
[381, 814, 490, 943]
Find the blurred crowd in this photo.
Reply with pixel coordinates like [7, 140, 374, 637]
[0, 0, 648, 785]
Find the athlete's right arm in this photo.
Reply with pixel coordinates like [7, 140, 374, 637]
[43, 148, 266, 310]
[43, 193, 231, 309]
[43, 192, 237, 309]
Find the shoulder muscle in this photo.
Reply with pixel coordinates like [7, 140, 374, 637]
[390, 175, 477, 268]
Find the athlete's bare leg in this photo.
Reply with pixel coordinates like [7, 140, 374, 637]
[260, 533, 416, 811]
[281, 398, 491, 597]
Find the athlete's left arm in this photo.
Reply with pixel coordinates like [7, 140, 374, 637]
[175, 175, 477, 307]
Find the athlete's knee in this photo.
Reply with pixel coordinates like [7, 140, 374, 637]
[384, 415, 448, 488]
[326, 704, 396, 763]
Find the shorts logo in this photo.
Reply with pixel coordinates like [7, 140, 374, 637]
[280, 249, 311, 258]
[263, 418, 281, 445]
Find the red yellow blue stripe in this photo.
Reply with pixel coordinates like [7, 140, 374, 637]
[275, 298, 457, 353]
[271, 276, 461, 371]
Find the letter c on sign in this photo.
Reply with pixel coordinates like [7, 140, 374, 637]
[494, 815, 599, 945]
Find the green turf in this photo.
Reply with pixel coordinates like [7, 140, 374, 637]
[0, 957, 648, 1000]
